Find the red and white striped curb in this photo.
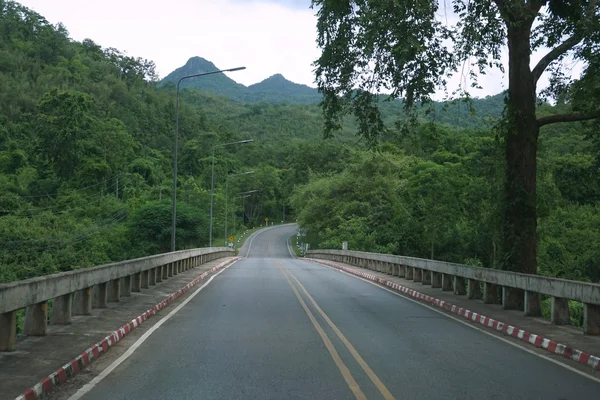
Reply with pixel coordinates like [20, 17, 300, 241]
[15, 257, 240, 400]
[305, 258, 600, 372]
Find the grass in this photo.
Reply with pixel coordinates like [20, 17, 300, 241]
[288, 235, 303, 257]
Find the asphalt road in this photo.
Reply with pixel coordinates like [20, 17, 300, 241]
[77, 225, 599, 400]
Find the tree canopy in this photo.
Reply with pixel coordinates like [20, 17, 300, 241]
[311, 0, 600, 303]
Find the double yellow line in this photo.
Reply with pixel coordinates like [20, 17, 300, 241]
[276, 261, 395, 400]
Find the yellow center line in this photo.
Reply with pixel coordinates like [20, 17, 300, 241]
[275, 263, 367, 400]
[284, 265, 396, 400]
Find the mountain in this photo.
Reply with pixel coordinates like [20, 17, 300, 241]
[160, 57, 321, 104]
[160, 57, 247, 99]
[244, 74, 321, 104]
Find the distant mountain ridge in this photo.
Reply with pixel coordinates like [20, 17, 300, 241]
[160, 57, 322, 104]
[160, 57, 506, 122]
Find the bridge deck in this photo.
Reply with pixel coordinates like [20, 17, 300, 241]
[0, 257, 233, 400]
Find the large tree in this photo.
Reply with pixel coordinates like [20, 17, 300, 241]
[312, 0, 600, 281]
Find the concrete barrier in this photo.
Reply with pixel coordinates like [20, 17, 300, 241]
[0, 248, 233, 351]
[306, 249, 600, 335]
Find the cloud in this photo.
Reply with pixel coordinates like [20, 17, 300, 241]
[17, 0, 585, 99]
[18, 0, 321, 87]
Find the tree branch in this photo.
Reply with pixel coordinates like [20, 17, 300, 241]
[527, 0, 547, 14]
[537, 111, 600, 127]
[531, 33, 582, 84]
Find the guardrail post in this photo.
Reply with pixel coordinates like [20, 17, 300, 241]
[121, 276, 132, 297]
[455, 277, 466, 295]
[0, 311, 17, 351]
[51, 293, 72, 325]
[398, 264, 406, 278]
[422, 270, 431, 285]
[441, 274, 453, 291]
[24, 301, 47, 336]
[149, 268, 157, 285]
[132, 273, 142, 292]
[502, 287, 524, 310]
[484, 283, 499, 304]
[467, 279, 481, 299]
[107, 279, 121, 302]
[524, 291, 541, 316]
[413, 268, 422, 282]
[168, 263, 174, 277]
[141, 271, 150, 289]
[431, 272, 441, 288]
[173, 261, 179, 275]
[551, 297, 570, 325]
[405, 266, 413, 279]
[583, 304, 600, 335]
[74, 287, 92, 315]
[163, 264, 169, 280]
[93, 283, 108, 308]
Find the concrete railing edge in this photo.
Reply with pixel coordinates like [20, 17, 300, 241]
[0, 247, 234, 351]
[306, 249, 600, 335]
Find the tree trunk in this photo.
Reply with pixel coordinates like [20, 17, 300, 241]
[503, 21, 539, 276]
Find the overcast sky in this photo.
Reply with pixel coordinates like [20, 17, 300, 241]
[17, 0, 579, 100]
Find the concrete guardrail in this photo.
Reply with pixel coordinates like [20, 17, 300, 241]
[306, 249, 600, 335]
[0, 247, 234, 351]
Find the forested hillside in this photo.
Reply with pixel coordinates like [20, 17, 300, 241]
[1, 0, 599, 307]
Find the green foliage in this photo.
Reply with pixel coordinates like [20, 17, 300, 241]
[293, 121, 600, 284]
[1, 0, 599, 295]
[130, 200, 207, 254]
[311, 0, 600, 277]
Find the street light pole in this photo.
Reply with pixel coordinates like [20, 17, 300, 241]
[209, 139, 253, 247]
[232, 190, 258, 237]
[171, 66, 245, 252]
[225, 171, 254, 245]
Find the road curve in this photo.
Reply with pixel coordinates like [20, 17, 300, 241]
[76, 225, 599, 400]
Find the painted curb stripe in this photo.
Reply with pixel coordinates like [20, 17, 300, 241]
[15, 257, 240, 400]
[305, 258, 600, 372]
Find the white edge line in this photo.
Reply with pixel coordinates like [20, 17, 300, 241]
[68, 259, 241, 400]
[286, 234, 297, 259]
[307, 259, 600, 384]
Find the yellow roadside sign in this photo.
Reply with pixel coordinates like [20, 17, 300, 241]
[265, 217, 269, 222]
[229, 235, 234, 242]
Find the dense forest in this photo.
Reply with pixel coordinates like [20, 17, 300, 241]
[1, 0, 599, 313]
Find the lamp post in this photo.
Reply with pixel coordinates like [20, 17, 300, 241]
[209, 139, 253, 247]
[225, 171, 255, 245]
[171, 66, 246, 252]
[232, 190, 258, 240]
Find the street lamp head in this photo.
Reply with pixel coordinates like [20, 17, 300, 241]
[239, 139, 253, 144]
[226, 66, 246, 72]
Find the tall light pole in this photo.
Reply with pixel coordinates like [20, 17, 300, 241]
[171, 66, 246, 252]
[209, 139, 253, 247]
[232, 190, 258, 242]
[225, 171, 255, 245]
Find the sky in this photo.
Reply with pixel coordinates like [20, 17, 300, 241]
[17, 0, 580, 100]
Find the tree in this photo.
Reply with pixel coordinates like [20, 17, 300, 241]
[311, 0, 600, 283]
[35, 89, 94, 179]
